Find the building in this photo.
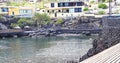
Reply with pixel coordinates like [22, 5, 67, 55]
[18, 7, 34, 17]
[0, 6, 8, 14]
[0, 6, 34, 17]
[43, 0, 85, 18]
[8, 7, 19, 15]
[0, 0, 8, 2]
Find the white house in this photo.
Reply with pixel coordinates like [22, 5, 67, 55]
[43, 0, 85, 18]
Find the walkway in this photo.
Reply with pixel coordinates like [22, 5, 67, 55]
[80, 43, 120, 63]
[0, 29, 24, 37]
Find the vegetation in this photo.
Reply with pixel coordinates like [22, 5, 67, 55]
[7, 1, 44, 9]
[98, 11, 106, 15]
[98, 3, 107, 9]
[102, 0, 106, 2]
[7, 2, 26, 6]
[9, 13, 51, 29]
[10, 18, 33, 28]
[114, 10, 119, 14]
[55, 18, 63, 24]
[90, 0, 95, 4]
[33, 13, 51, 26]
[83, 7, 89, 11]
[17, 18, 32, 28]
[0, 14, 3, 20]
[105, 0, 113, 2]
[10, 23, 18, 28]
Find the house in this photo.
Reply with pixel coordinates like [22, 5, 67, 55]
[0, 6, 34, 17]
[43, 0, 85, 18]
[8, 6, 19, 15]
[18, 7, 34, 17]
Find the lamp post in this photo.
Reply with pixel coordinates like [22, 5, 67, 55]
[109, 0, 112, 16]
[34, 0, 39, 30]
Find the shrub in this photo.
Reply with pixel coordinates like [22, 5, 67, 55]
[98, 3, 107, 9]
[106, 0, 113, 2]
[83, 7, 89, 11]
[55, 19, 63, 24]
[98, 11, 106, 15]
[17, 18, 31, 28]
[10, 23, 18, 28]
[90, 1, 95, 4]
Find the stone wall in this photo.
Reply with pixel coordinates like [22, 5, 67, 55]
[79, 16, 120, 62]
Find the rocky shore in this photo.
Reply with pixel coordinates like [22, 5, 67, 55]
[79, 16, 120, 62]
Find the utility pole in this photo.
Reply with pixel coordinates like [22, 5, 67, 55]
[109, 0, 112, 16]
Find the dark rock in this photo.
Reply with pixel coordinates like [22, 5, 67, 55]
[87, 48, 95, 57]
[67, 61, 78, 63]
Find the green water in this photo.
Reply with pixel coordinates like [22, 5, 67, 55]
[0, 35, 95, 63]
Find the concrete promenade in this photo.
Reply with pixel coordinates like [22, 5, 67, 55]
[80, 43, 120, 63]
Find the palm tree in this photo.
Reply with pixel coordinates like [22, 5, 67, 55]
[33, 13, 51, 27]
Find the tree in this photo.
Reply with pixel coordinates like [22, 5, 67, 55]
[98, 3, 107, 9]
[33, 13, 51, 27]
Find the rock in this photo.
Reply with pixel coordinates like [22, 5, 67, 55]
[87, 48, 95, 57]
[67, 61, 78, 63]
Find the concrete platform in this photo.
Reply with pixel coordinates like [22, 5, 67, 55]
[80, 43, 120, 63]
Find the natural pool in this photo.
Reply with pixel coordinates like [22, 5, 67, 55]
[0, 35, 96, 63]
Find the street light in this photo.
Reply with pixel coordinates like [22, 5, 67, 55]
[109, 0, 112, 16]
[33, 0, 39, 30]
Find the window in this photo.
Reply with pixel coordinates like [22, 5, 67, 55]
[1, 8, 8, 12]
[58, 3, 63, 7]
[65, 3, 69, 7]
[27, 10, 32, 14]
[51, 3, 54, 7]
[74, 8, 82, 12]
[66, 9, 69, 13]
[19, 10, 22, 13]
[77, 2, 84, 6]
[58, 2, 84, 7]
[25, 10, 28, 13]
[63, 3, 65, 7]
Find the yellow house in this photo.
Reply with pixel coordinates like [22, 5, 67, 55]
[8, 7, 19, 15]
[0, 6, 34, 17]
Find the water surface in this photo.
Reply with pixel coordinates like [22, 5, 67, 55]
[0, 35, 95, 63]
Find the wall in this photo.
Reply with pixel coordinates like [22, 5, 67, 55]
[8, 7, 19, 15]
